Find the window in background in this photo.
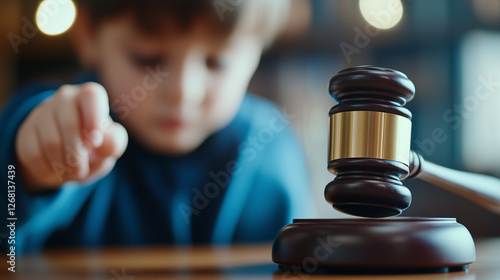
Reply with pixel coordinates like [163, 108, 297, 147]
[460, 31, 500, 176]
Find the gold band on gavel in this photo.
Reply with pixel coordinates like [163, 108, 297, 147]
[328, 111, 412, 166]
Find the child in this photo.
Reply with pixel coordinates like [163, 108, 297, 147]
[0, 0, 314, 255]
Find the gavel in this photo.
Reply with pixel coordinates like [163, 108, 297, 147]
[273, 65, 499, 273]
[325, 65, 500, 218]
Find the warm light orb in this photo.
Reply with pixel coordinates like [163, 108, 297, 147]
[36, 0, 77, 36]
[359, 0, 403, 30]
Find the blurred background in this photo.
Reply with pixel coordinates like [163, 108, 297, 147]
[1, 0, 500, 237]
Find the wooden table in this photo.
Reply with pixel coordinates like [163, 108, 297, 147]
[2, 238, 500, 279]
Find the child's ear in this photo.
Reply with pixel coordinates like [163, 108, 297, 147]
[70, 7, 98, 68]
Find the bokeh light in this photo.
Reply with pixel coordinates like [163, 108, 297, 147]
[36, 0, 76, 36]
[359, 0, 403, 30]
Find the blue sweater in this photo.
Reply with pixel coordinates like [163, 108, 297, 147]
[0, 77, 313, 255]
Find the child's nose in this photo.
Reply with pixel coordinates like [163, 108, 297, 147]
[162, 57, 207, 106]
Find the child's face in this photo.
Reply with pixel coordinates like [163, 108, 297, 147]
[88, 15, 263, 154]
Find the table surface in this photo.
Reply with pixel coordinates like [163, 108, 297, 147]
[2, 238, 500, 280]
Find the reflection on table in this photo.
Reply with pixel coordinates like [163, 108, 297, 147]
[1, 238, 499, 280]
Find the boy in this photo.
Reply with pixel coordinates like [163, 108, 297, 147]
[0, 0, 313, 254]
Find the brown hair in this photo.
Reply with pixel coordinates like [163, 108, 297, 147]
[75, 0, 290, 44]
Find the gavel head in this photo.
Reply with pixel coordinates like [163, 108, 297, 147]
[325, 66, 416, 218]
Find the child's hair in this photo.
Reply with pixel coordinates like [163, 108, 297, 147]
[75, 0, 290, 45]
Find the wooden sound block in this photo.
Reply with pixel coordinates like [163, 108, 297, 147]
[272, 218, 475, 274]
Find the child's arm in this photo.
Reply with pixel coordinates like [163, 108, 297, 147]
[15, 82, 128, 193]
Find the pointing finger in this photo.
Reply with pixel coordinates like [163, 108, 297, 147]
[76, 82, 109, 148]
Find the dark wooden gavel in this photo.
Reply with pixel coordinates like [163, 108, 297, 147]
[325, 66, 500, 218]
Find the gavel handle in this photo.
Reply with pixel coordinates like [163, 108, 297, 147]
[408, 151, 500, 214]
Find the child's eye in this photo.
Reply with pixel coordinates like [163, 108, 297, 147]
[129, 52, 163, 69]
[206, 56, 226, 71]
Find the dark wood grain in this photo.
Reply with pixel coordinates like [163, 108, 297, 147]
[2, 240, 499, 280]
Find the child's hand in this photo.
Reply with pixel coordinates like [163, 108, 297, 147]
[15, 82, 128, 192]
